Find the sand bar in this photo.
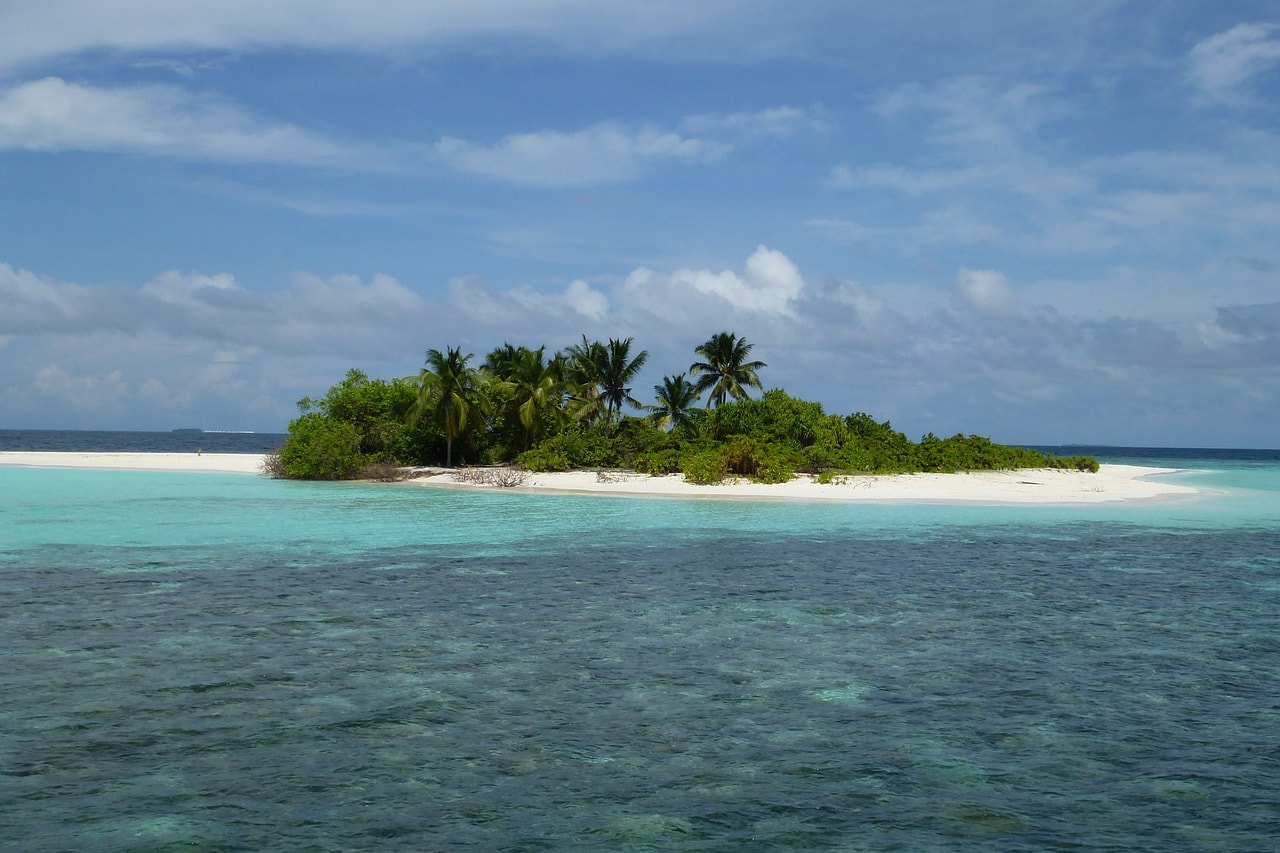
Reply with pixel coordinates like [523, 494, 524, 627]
[0, 451, 267, 475]
[410, 463, 1199, 504]
[0, 452, 1202, 504]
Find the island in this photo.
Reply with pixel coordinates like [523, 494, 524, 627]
[264, 331, 1111, 488]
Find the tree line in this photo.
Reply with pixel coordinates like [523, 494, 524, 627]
[271, 330, 1098, 481]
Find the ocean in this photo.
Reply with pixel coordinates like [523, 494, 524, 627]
[1, 432, 1278, 850]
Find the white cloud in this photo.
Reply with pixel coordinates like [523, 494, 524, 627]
[286, 271, 425, 322]
[621, 245, 806, 322]
[142, 270, 240, 303]
[506, 279, 610, 322]
[0, 261, 111, 333]
[0, 262, 434, 358]
[434, 123, 724, 187]
[447, 276, 611, 338]
[1188, 23, 1280, 106]
[0, 77, 376, 167]
[952, 268, 1016, 314]
[563, 279, 610, 321]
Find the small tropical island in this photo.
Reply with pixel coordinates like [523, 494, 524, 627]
[268, 331, 1098, 485]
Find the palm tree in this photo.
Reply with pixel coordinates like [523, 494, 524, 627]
[412, 346, 482, 467]
[598, 337, 649, 426]
[482, 343, 523, 376]
[563, 336, 606, 425]
[647, 373, 700, 432]
[689, 331, 767, 407]
[487, 345, 566, 450]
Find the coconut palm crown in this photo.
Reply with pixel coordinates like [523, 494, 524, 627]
[647, 373, 700, 432]
[689, 331, 767, 408]
[598, 337, 649, 423]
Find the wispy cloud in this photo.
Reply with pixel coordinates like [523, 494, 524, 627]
[1187, 23, 1280, 106]
[434, 123, 725, 187]
[0, 1, 829, 73]
[680, 106, 823, 138]
[0, 77, 382, 168]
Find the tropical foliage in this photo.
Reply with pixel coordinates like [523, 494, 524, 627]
[412, 347, 486, 467]
[689, 331, 767, 408]
[646, 373, 701, 432]
[273, 333, 1098, 481]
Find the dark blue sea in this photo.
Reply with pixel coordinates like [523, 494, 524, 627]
[0, 429, 286, 454]
[2, 433, 1278, 850]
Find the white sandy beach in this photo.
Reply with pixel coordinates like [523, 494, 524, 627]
[0, 451, 267, 475]
[410, 464, 1201, 504]
[0, 451, 1201, 504]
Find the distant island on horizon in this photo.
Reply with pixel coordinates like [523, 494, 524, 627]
[171, 428, 261, 435]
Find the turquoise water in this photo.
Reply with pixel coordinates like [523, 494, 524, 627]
[2, 459, 1278, 850]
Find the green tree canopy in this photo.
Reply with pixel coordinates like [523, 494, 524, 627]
[690, 331, 767, 408]
[647, 373, 700, 432]
[485, 344, 567, 450]
[412, 346, 484, 467]
[563, 336, 607, 425]
[598, 337, 649, 426]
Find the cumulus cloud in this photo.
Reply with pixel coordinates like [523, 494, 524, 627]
[1188, 23, 1280, 106]
[446, 277, 611, 342]
[562, 279, 609, 321]
[622, 245, 806, 323]
[454, 276, 609, 323]
[952, 267, 1016, 313]
[0, 77, 377, 167]
[142, 270, 240, 303]
[434, 124, 724, 187]
[0, 262, 432, 358]
[0, 262, 92, 331]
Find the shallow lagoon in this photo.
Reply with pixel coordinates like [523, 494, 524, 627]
[2, 457, 1278, 850]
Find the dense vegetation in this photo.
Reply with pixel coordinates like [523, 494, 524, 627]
[271, 331, 1098, 481]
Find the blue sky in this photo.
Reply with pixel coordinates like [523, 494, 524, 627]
[1, 2, 1278, 447]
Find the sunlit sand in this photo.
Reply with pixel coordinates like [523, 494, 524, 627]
[0, 452, 266, 475]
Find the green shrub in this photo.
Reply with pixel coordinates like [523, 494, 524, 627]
[681, 450, 727, 485]
[278, 414, 364, 480]
[611, 417, 668, 459]
[1047, 454, 1100, 472]
[717, 435, 797, 483]
[516, 444, 573, 472]
[797, 444, 835, 474]
[298, 368, 429, 464]
[720, 435, 764, 477]
[752, 456, 795, 484]
[634, 448, 682, 475]
[522, 429, 618, 469]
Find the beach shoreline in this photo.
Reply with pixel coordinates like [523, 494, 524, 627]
[0, 451, 268, 475]
[406, 463, 1200, 504]
[0, 451, 1203, 504]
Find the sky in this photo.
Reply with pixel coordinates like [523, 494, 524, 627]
[1, 2, 1278, 447]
